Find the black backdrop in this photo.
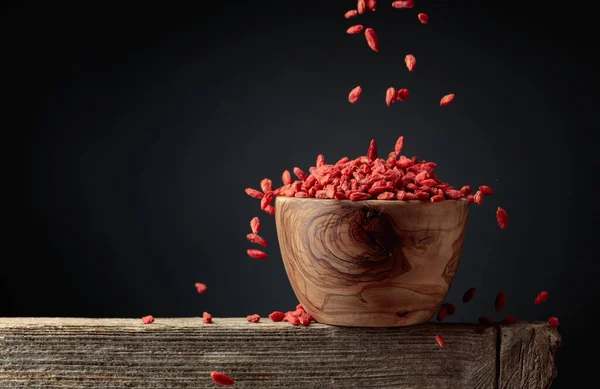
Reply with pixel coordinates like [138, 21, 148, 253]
[2, 1, 598, 387]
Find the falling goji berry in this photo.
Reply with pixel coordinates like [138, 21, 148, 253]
[440, 94, 455, 106]
[202, 312, 213, 324]
[496, 207, 508, 229]
[358, 0, 366, 14]
[445, 303, 457, 315]
[405, 54, 416, 72]
[437, 305, 448, 321]
[474, 190, 483, 205]
[264, 205, 275, 216]
[210, 371, 234, 386]
[418, 13, 429, 24]
[348, 86, 363, 103]
[367, 139, 378, 160]
[479, 185, 493, 195]
[366, 0, 377, 11]
[347, 24, 365, 34]
[495, 291, 506, 312]
[247, 249, 268, 259]
[435, 334, 445, 348]
[345, 10, 358, 19]
[260, 178, 273, 193]
[365, 28, 379, 52]
[246, 233, 267, 247]
[282, 170, 292, 185]
[247, 314, 261, 323]
[395, 136, 404, 156]
[245, 188, 264, 199]
[386, 87, 397, 106]
[194, 282, 208, 294]
[260, 191, 274, 210]
[534, 291, 549, 305]
[463, 287, 476, 303]
[142, 315, 154, 324]
[396, 88, 409, 101]
[548, 317, 559, 327]
[250, 217, 261, 234]
[392, 0, 414, 9]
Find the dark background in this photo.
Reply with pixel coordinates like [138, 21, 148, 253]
[2, 1, 597, 386]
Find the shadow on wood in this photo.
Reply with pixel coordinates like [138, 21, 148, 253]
[0, 318, 560, 388]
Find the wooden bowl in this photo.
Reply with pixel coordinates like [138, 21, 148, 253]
[275, 197, 469, 327]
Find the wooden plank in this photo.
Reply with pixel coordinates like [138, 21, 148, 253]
[0, 318, 559, 388]
[499, 321, 561, 389]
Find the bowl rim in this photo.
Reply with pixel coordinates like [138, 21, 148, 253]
[275, 196, 469, 205]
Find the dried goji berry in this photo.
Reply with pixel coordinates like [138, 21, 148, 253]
[282, 170, 292, 185]
[534, 291, 549, 305]
[250, 217, 261, 234]
[386, 87, 396, 106]
[440, 94, 455, 106]
[202, 312, 213, 324]
[366, 0, 377, 11]
[479, 185, 493, 195]
[210, 371, 234, 386]
[392, 0, 414, 9]
[295, 191, 309, 198]
[396, 88, 410, 101]
[299, 315, 310, 326]
[245, 188, 264, 199]
[348, 86, 363, 103]
[260, 191, 274, 210]
[358, 0, 366, 14]
[365, 28, 379, 52]
[395, 136, 404, 156]
[496, 207, 508, 229]
[367, 139, 378, 160]
[460, 185, 472, 195]
[350, 192, 372, 201]
[474, 190, 483, 205]
[345, 10, 358, 19]
[247, 249, 268, 259]
[247, 314, 261, 323]
[548, 317, 559, 327]
[418, 13, 429, 24]
[264, 205, 275, 216]
[293, 167, 308, 181]
[444, 303, 457, 315]
[467, 195, 474, 203]
[142, 315, 154, 324]
[430, 194, 445, 202]
[495, 291, 506, 312]
[347, 24, 365, 34]
[435, 334, 445, 348]
[463, 287, 476, 303]
[437, 305, 448, 321]
[377, 192, 396, 200]
[405, 54, 416, 72]
[246, 233, 267, 247]
[269, 311, 285, 322]
[194, 282, 208, 294]
[260, 178, 272, 193]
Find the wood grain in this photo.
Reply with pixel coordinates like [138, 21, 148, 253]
[275, 197, 469, 326]
[0, 318, 560, 388]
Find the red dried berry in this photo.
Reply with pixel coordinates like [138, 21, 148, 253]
[282, 170, 292, 185]
[496, 207, 508, 229]
[347, 24, 365, 34]
[364, 28, 379, 52]
[478, 317, 492, 325]
[367, 139, 378, 161]
[392, 0, 414, 9]
[247, 249, 268, 259]
[534, 291, 549, 305]
[495, 291, 506, 312]
[348, 86, 363, 103]
[246, 233, 267, 247]
[396, 88, 410, 101]
[345, 10, 358, 19]
[502, 316, 517, 325]
[430, 194, 445, 202]
[299, 315, 310, 326]
[479, 185, 493, 195]
[245, 188, 264, 199]
[142, 315, 154, 324]
[418, 13, 429, 24]
[460, 185, 472, 195]
[366, 0, 377, 11]
[264, 204, 275, 215]
[247, 314, 261, 323]
[435, 334, 445, 348]
[386, 87, 397, 106]
[194, 282, 208, 294]
[349, 192, 372, 201]
[474, 190, 483, 205]
[250, 217, 261, 234]
[463, 287, 476, 303]
[548, 317, 559, 327]
[440, 94, 455, 106]
[467, 195, 475, 203]
[437, 305, 448, 321]
[260, 191, 274, 210]
[395, 136, 404, 156]
[296, 303, 304, 310]
[269, 311, 285, 322]
[210, 371, 234, 386]
[445, 303, 456, 315]
[357, 0, 366, 14]
[377, 192, 396, 200]
[202, 312, 213, 324]
[260, 178, 273, 193]
[405, 54, 416, 72]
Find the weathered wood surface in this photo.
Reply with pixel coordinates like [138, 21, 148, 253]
[275, 196, 469, 326]
[0, 318, 559, 388]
